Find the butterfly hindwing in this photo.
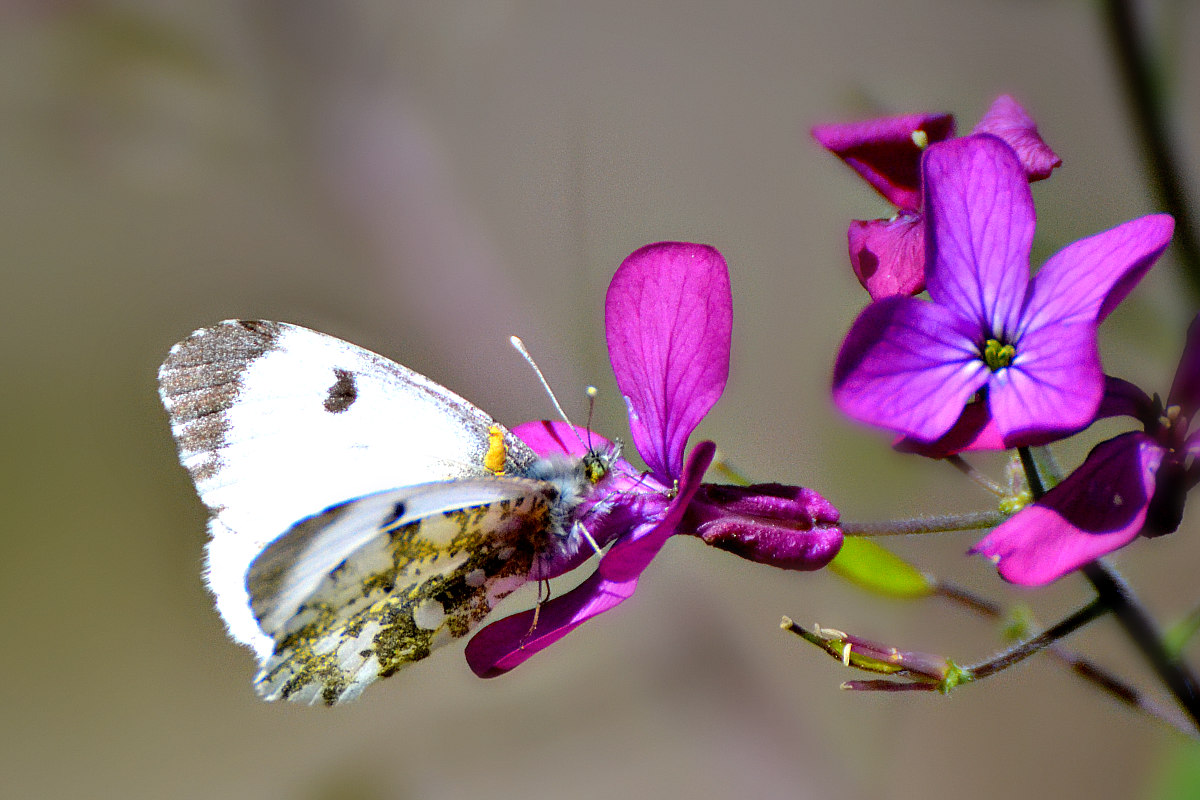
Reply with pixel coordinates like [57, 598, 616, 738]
[246, 479, 558, 705]
[157, 320, 539, 657]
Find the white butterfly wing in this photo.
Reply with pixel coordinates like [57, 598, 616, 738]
[245, 479, 557, 705]
[157, 320, 538, 657]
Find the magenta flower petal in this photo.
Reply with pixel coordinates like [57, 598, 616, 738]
[812, 112, 955, 210]
[988, 320, 1104, 443]
[833, 296, 989, 442]
[463, 442, 714, 677]
[512, 420, 612, 459]
[848, 214, 926, 299]
[970, 95, 1062, 181]
[972, 432, 1165, 584]
[464, 571, 637, 678]
[1022, 214, 1174, 329]
[923, 134, 1035, 336]
[1169, 314, 1200, 414]
[894, 401, 1007, 457]
[605, 243, 731, 483]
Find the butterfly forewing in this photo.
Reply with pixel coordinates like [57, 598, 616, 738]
[246, 479, 558, 705]
[157, 320, 540, 657]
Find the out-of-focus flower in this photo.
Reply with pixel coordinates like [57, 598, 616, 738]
[813, 95, 1061, 299]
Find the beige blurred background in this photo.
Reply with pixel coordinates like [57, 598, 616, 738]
[4, 2, 1200, 798]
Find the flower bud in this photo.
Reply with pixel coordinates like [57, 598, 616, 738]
[683, 483, 842, 570]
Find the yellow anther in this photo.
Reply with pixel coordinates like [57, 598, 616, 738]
[911, 129, 929, 149]
[484, 425, 507, 475]
[983, 338, 1016, 371]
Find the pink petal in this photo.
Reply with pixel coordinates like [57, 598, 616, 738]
[463, 441, 714, 677]
[464, 570, 638, 678]
[923, 134, 1035, 339]
[1021, 214, 1174, 330]
[987, 319, 1104, 444]
[606, 243, 731, 483]
[512, 419, 616, 459]
[1169, 313, 1200, 415]
[893, 400, 1006, 456]
[970, 95, 1062, 181]
[971, 432, 1165, 585]
[832, 296, 989, 442]
[812, 112, 955, 210]
[847, 214, 926, 299]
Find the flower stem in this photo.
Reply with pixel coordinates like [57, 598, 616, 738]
[1103, 0, 1200, 298]
[964, 597, 1107, 680]
[945, 455, 1006, 497]
[840, 510, 1005, 536]
[935, 580, 1194, 734]
[1082, 560, 1200, 731]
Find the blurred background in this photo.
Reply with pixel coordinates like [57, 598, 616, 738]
[4, 1, 1200, 798]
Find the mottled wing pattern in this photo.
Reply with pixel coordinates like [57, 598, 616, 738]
[157, 320, 538, 656]
[247, 480, 557, 705]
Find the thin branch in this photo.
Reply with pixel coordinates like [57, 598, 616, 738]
[1104, 0, 1200, 298]
[840, 510, 1005, 536]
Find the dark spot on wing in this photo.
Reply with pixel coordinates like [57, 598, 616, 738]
[382, 501, 406, 530]
[324, 368, 358, 413]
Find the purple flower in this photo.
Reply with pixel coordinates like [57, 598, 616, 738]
[813, 95, 1061, 299]
[973, 316, 1200, 585]
[465, 243, 842, 677]
[832, 133, 1174, 455]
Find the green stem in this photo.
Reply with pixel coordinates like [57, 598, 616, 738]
[935, 581, 1193, 734]
[840, 510, 1005, 537]
[965, 598, 1107, 680]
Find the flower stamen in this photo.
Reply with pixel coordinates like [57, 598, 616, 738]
[983, 338, 1016, 371]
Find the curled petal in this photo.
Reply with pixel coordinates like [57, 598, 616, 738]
[971, 95, 1062, 181]
[988, 319, 1104, 444]
[812, 112, 955, 210]
[464, 570, 637, 679]
[971, 432, 1164, 585]
[1098, 376, 1156, 423]
[1169, 313, 1200, 415]
[684, 483, 842, 570]
[1022, 214, 1174, 330]
[923, 134, 1035, 338]
[848, 214, 926, 299]
[606, 243, 731, 483]
[833, 296, 989, 442]
[463, 442, 714, 677]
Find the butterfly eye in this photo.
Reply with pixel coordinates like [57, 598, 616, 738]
[582, 450, 610, 485]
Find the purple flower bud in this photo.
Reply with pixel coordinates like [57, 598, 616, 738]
[685, 483, 842, 570]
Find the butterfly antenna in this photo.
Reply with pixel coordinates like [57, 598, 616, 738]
[584, 386, 598, 450]
[510, 336, 588, 448]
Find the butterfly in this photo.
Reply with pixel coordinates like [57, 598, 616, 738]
[158, 320, 616, 705]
